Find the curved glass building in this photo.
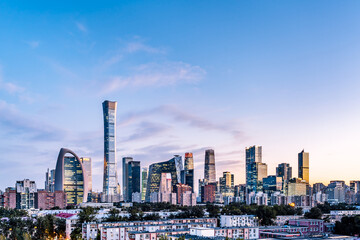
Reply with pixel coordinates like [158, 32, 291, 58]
[145, 155, 183, 202]
[54, 148, 88, 205]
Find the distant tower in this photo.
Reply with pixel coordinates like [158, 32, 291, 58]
[128, 161, 141, 202]
[276, 163, 292, 182]
[122, 157, 133, 201]
[184, 152, 194, 191]
[298, 150, 309, 183]
[80, 157, 92, 193]
[204, 149, 216, 183]
[246, 145, 267, 192]
[141, 168, 148, 201]
[102, 100, 120, 202]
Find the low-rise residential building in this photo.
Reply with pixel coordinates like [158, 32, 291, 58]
[220, 215, 258, 228]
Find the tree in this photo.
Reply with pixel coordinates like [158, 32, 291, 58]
[256, 205, 276, 226]
[334, 216, 360, 236]
[304, 207, 322, 219]
[206, 204, 220, 218]
[104, 208, 123, 222]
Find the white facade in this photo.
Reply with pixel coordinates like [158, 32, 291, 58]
[220, 215, 258, 227]
[190, 227, 215, 237]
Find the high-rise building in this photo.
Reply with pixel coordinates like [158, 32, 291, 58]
[80, 157, 92, 193]
[263, 175, 283, 194]
[276, 163, 292, 182]
[219, 171, 234, 197]
[201, 183, 216, 203]
[122, 157, 133, 201]
[204, 149, 216, 183]
[350, 181, 360, 193]
[141, 167, 148, 201]
[102, 100, 120, 202]
[35, 190, 67, 210]
[16, 179, 37, 209]
[45, 168, 56, 193]
[145, 155, 183, 202]
[313, 183, 326, 194]
[246, 146, 267, 193]
[326, 181, 346, 204]
[128, 161, 141, 202]
[55, 148, 89, 205]
[287, 178, 307, 196]
[184, 152, 194, 192]
[298, 150, 309, 183]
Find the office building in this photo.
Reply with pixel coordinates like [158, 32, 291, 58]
[201, 182, 217, 203]
[145, 155, 183, 202]
[55, 148, 89, 205]
[298, 150, 309, 183]
[35, 190, 67, 209]
[326, 181, 346, 204]
[102, 100, 120, 202]
[175, 183, 193, 204]
[276, 163, 292, 191]
[80, 157, 92, 193]
[204, 149, 216, 183]
[141, 167, 148, 201]
[122, 157, 133, 202]
[16, 179, 37, 209]
[246, 146, 267, 193]
[184, 152, 194, 191]
[219, 171, 234, 197]
[263, 175, 283, 194]
[45, 168, 55, 193]
[287, 178, 307, 196]
[313, 183, 326, 193]
[128, 161, 141, 202]
[350, 181, 360, 193]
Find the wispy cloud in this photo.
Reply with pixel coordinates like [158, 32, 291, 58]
[0, 100, 65, 141]
[0, 66, 25, 94]
[125, 42, 165, 54]
[76, 22, 88, 33]
[124, 121, 171, 142]
[119, 105, 246, 140]
[100, 61, 205, 94]
[26, 41, 40, 49]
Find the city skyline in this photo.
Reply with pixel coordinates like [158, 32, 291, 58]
[2, 1, 360, 191]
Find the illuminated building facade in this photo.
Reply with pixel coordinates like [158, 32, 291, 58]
[204, 149, 216, 183]
[184, 152, 194, 191]
[45, 168, 55, 192]
[102, 100, 120, 202]
[219, 171, 234, 197]
[141, 167, 148, 201]
[16, 179, 37, 209]
[145, 155, 183, 202]
[55, 148, 88, 205]
[298, 150, 309, 183]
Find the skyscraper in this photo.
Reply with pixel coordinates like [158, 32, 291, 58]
[55, 148, 89, 205]
[16, 179, 37, 209]
[80, 157, 92, 193]
[298, 150, 309, 183]
[276, 163, 292, 182]
[145, 155, 183, 202]
[128, 161, 141, 202]
[122, 157, 133, 201]
[141, 167, 148, 201]
[102, 100, 120, 202]
[219, 171, 234, 197]
[184, 152, 194, 191]
[45, 168, 55, 192]
[204, 149, 216, 183]
[246, 146, 267, 193]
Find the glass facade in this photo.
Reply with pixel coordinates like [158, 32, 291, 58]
[298, 150, 309, 183]
[64, 156, 85, 205]
[184, 152, 194, 192]
[246, 146, 267, 193]
[103, 101, 119, 202]
[128, 161, 141, 201]
[141, 168, 148, 201]
[204, 149, 216, 183]
[145, 155, 183, 202]
[122, 157, 133, 201]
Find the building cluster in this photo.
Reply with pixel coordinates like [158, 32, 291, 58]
[1, 100, 360, 210]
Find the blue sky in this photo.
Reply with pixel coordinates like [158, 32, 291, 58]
[1, 1, 360, 192]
